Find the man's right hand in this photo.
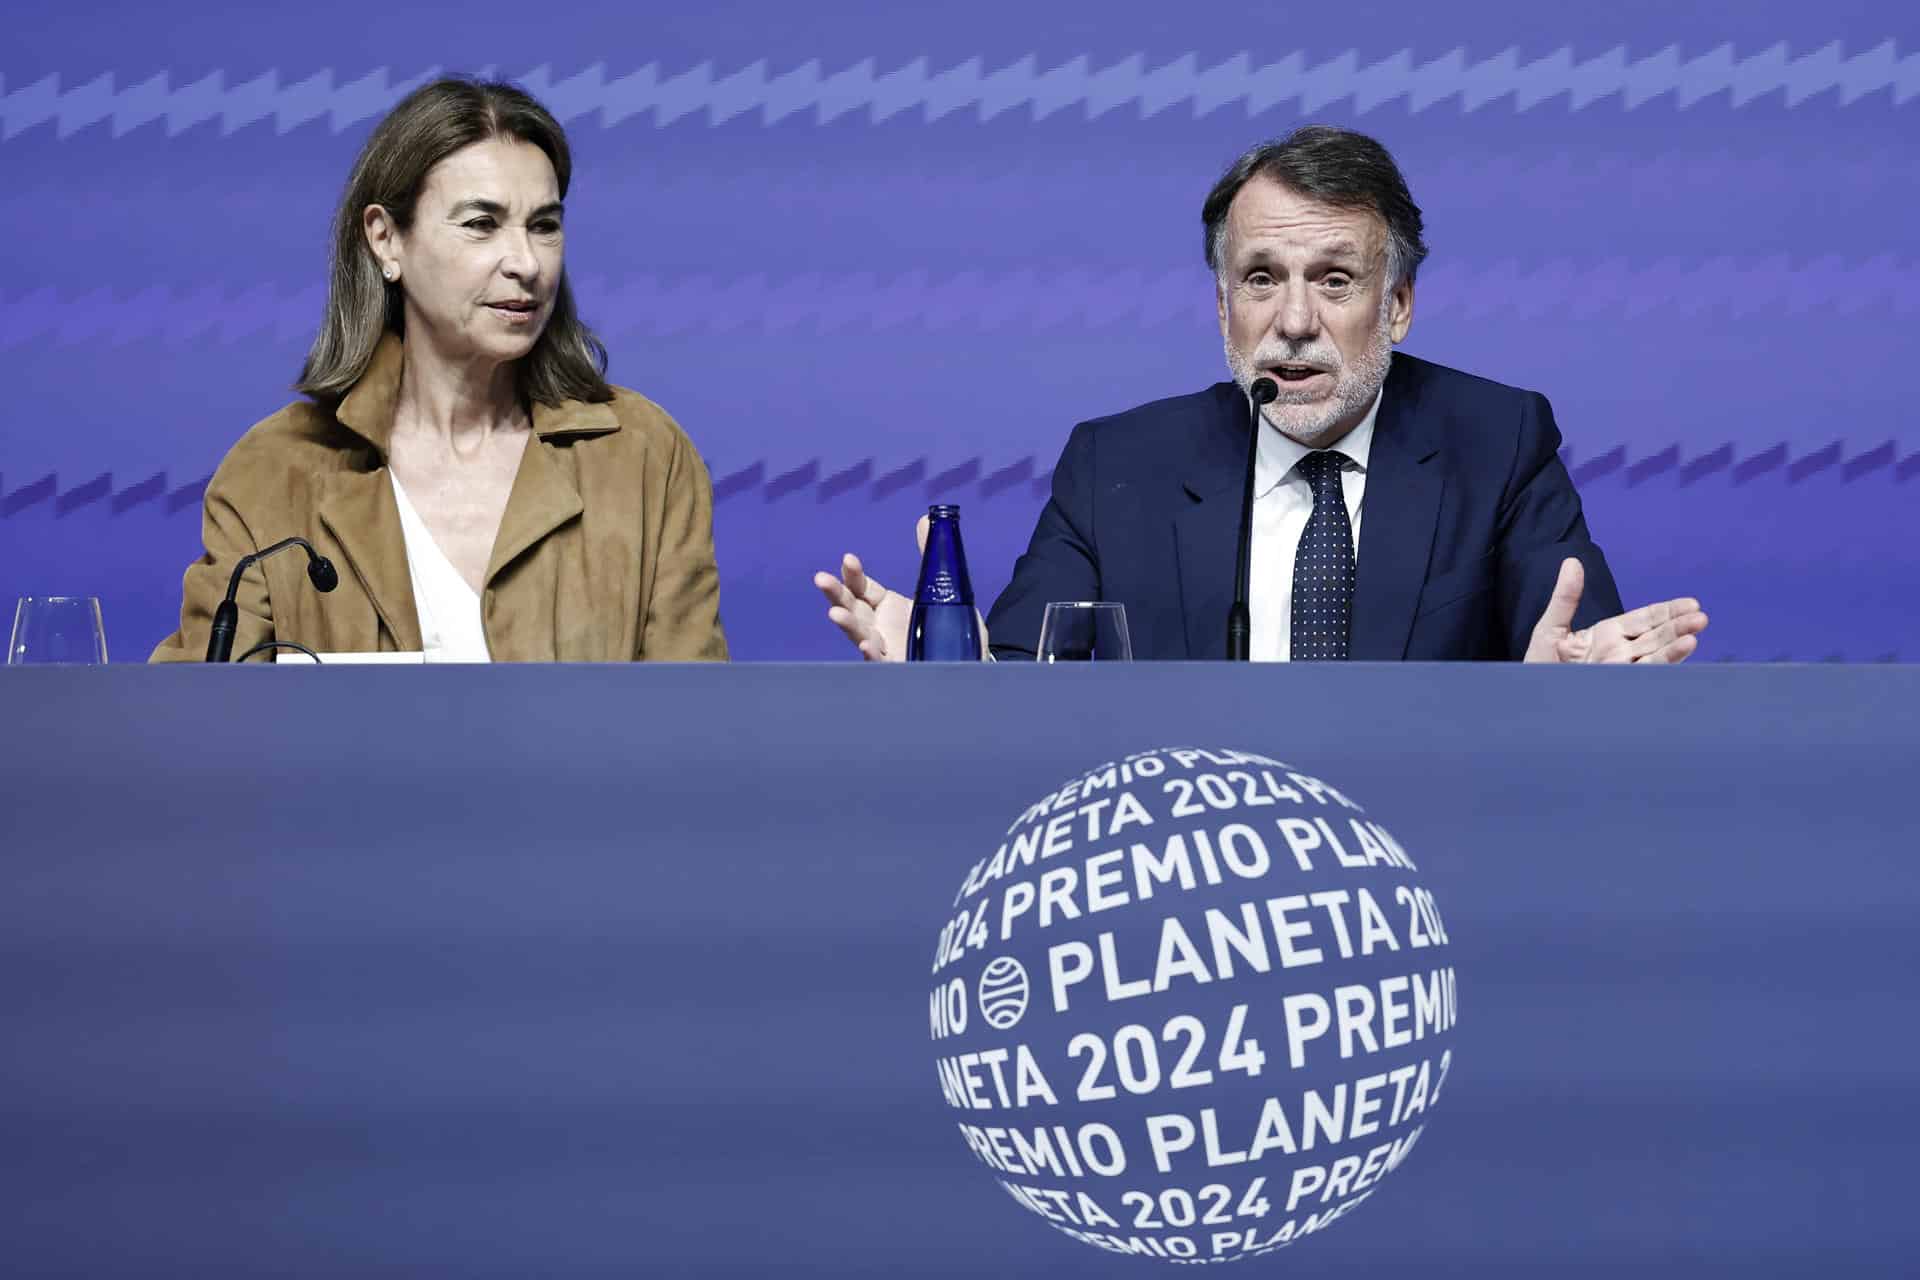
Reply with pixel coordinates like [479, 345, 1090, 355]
[813, 550, 913, 661]
[812, 516, 928, 661]
[816, 516, 996, 661]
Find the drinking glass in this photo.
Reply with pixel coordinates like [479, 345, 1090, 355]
[1036, 602, 1132, 662]
[8, 597, 108, 664]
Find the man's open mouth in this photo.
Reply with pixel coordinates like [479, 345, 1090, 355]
[1270, 364, 1328, 382]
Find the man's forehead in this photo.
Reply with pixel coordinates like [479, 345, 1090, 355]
[1227, 177, 1385, 260]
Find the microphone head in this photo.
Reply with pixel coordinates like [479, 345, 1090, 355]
[308, 556, 339, 593]
[1249, 377, 1280, 406]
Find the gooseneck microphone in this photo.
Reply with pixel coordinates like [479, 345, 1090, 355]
[204, 536, 339, 662]
[1227, 377, 1280, 661]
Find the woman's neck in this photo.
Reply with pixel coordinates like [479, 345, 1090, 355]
[393, 334, 525, 446]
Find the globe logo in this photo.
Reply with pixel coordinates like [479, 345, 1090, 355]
[977, 956, 1031, 1030]
[929, 746, 1459, 1264]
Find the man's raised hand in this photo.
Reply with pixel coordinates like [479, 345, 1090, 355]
[812, 516, 927, 662]
[1524, 557, 1709, 664]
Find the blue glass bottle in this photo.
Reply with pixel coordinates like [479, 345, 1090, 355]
[907, 504, 983, 661]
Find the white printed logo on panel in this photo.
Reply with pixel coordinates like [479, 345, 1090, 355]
[928, 746, 1459, 1265]
[976, 956, 1030, 1030]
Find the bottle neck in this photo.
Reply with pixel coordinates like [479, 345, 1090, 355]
[914, 514, 975, 605]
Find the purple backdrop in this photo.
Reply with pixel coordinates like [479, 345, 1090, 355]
[3, 1, 1916, 659]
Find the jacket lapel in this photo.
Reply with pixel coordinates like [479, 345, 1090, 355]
[488, 396, 616, 580]
[315, 466, 422, 651]
[487, 437, 585, 583]
[1351, 360, 1444, 661]
[315, 337, 420, 649]
[1174, 388, 1250, 661]
[316, 333, 623, 655]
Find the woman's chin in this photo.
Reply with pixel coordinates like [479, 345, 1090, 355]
[471, 329, 545, 366]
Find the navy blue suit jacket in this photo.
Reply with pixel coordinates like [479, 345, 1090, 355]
[987, 353, 1623, 661]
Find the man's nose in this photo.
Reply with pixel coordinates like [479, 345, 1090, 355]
[1274, 280, 1318, 342]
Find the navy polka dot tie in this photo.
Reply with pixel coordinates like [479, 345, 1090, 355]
[1290, 451, 1355, 661]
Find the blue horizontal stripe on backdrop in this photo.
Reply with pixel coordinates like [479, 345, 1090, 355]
[5, 46, 1918, 139]
[3, 284, 1916, 480]
[3, 450, 1913, 662]
[3, 0, 1916, 83]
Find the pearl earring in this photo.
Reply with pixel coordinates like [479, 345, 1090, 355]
[382, 263, 398, 282]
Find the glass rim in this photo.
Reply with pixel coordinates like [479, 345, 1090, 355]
[14, 595, 103, 605]
[1042, 600, 1125, 610]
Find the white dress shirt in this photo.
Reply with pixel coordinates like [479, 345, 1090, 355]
[389, 471, 492, 663]
[1248, 387, 1383, 662]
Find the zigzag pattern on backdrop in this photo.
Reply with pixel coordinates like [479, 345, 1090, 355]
[3, 42, 1915, 139]
[4, 257, 1916, 346]
[6, 440, 1915, 520]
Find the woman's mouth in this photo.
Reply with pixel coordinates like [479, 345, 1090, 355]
[486, 300, 539, 323]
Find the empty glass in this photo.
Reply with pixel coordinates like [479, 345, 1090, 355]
[8, 597, 108, 665]
[1036, 602, 1132, 662]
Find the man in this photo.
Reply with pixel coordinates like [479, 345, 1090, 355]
[816, 126, 1707, 663]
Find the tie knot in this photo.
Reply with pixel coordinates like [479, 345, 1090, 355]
[1299, 450, 1344, 490]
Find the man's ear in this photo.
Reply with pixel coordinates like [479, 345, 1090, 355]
[1215, 279, 1229, 338]
[363, 204, 400, 277]
[1389, 276, 1415, 343]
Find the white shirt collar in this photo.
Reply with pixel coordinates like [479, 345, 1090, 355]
[1253, 382, 1383, 500]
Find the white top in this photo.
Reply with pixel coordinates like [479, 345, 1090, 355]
[1247, 386, 1382, 662]
[389, 471, 492, 664]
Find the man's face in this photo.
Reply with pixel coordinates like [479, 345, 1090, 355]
[1216, 175, 1414, 446]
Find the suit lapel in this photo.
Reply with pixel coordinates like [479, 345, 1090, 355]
[315, 465, 423, 651]
[1351, 360, 1443, 661]
[1174, 387, 1249, 661]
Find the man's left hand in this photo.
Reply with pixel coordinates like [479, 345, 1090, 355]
[1524, 557, 1709, 664]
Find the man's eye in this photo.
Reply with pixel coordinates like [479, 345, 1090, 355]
[464, 217, 496, 232]
[1245, 273, 1274, 289]
[1323, 275, 1351, 290]
[532, 220, 562, 235]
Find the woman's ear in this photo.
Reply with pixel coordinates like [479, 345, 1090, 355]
[363, 204, 401, 281]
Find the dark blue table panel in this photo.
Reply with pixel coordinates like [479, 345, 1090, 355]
[1, 664, 1915, 1276]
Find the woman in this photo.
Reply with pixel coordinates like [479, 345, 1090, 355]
[153, 78, 727, 662]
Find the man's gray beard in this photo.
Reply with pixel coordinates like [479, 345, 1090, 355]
[1224, 300, 1394, 448]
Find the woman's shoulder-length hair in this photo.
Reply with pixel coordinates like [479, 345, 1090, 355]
[295, 76, 613, 408]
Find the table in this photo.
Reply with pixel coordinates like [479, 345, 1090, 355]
[3, 664, 1915, 1276]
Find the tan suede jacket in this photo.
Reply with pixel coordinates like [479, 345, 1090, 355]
[152, 335, 728, 662]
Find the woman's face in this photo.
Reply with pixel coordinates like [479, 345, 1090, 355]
[371, 136, 565, 369]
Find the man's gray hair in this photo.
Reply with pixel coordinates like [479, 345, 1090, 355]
[1203, 126, 1429, 290]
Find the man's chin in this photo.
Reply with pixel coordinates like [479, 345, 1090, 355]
[1262, 407, 1343, 445]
